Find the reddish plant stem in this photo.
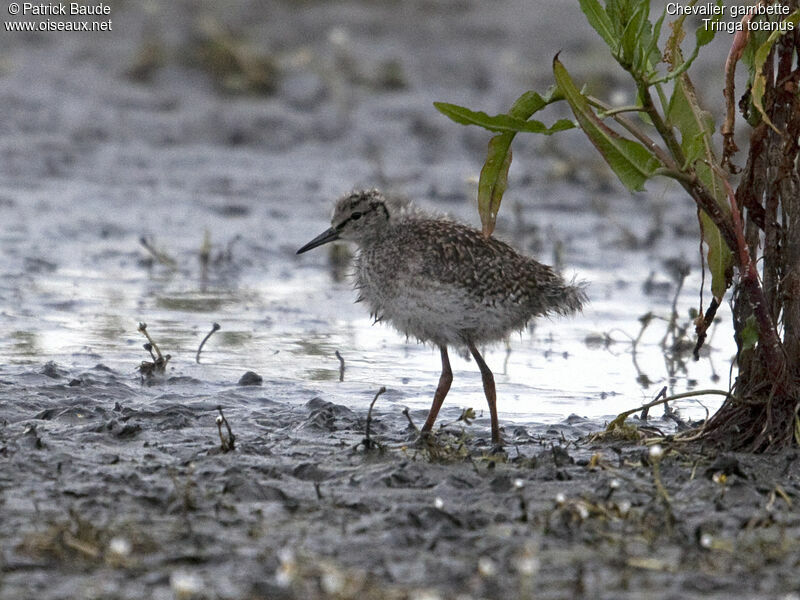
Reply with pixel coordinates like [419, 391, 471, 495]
[718, 171, 788, 391]
[721, 12, 757, 169]
[640, 74, 786, 390]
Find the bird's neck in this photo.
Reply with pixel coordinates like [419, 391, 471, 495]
[354, 221, 393, 249]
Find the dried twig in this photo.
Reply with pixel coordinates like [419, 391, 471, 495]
[693, 297, 720, 360]
[607, 389, 733, 433]
[361, 386, 387, 451]
[138, 322, 162, 359]
[402, 407, 418, 433]
[137, 322, 171, 380]
[216, 406, 235, 452]
[640, 386, 667, 421]
[196, 322, 221, 363]
[199, 230, 212, 269]
[721, 8, 761, 171]
[335, 350, 345, 382]
[139, 236, 177, 267]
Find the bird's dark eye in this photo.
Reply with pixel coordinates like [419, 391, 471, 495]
[351, 212, 362, 221]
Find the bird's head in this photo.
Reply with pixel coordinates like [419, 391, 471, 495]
[297, 189, 390, 254]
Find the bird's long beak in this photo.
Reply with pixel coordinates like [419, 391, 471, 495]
[296, 227, 340, 254]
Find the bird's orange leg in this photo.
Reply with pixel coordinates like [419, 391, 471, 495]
[467, 340, 500, 445]
[420, 345, 452, 436]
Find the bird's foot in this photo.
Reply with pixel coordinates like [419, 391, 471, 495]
[415, 430, 437, 447]
[490, 442, 506, 456]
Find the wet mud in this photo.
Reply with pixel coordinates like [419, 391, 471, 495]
[4, 380, 800, 599]
[2, 1, 797, 598]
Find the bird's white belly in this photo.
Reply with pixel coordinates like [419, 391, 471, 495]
[361, 277, 524, 347]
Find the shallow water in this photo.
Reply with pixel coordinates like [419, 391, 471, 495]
[1, 180, 731, 428]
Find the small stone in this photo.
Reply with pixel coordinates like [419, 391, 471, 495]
[108, 536, 132, 558]
[41, 361, 64, 379]
[170, 570, 202, 599]
[477, 556, 497, 578]
[238, 371, 263, 386]
[320, 567, 345, 595]
[514, 547, 540, 576]
[410, 591, 442, 600]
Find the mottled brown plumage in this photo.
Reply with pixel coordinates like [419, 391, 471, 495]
[297, 189, 586, 445]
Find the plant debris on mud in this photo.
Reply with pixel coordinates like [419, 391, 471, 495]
[2, 371, 800, 600]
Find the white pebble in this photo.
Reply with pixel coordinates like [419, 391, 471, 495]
[108, 536, 131, 558]
[320, 569, 345, 595]
[514, 550, 540, 576]
[477, 556, 497, 577]
[170, 570, 203, 599]
[433, 497, 444, 510]
[649, 444, 664, 459]
[555, 492, 566, 506]
[411, 590, 442, 600]
[275, 549, 296, 588]
[328, 26, 350, 46]
[700, 533, 713, 548]
[275, 568, 292, 589]
[513, 478, 525, 489]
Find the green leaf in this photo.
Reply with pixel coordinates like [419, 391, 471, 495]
[663, 10, 687, 69]
[740, 27, 771, 75]
[606, 0, 637, 37]
[695, 4, 722, 47]
[579, 0, 618, 49]
[507, 86, 566, 117]
[666, 69, 733, 300]
[751, 10, 800, 133]
[435, 86, 571, 236]
[433, 102, 574, 134]
[620, 2, 647, 68]
[641, 4, 666, 72]
[740, 315, 759, 352]
[666, 74, 715, 163]
[698, 210, 733, 299]
[553, 55, 661, 191]
[509, 89, 547, 114]
[650, 1, 722, 85]
[478, 134, 513, 237]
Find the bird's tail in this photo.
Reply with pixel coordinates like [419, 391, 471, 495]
[559, 278, 588, 315]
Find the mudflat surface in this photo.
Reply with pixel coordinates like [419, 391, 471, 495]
[6, 391, 800, 600]
[2, 1, 798, 599]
